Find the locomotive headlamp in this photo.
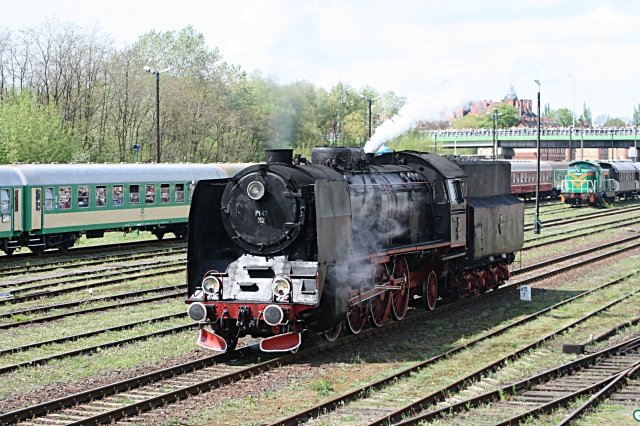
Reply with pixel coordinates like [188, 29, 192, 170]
[202, 275, 222, 296]
[272, 276, 292, 297]
[187, 302, 208, 322]
[247, 180, 265, 200]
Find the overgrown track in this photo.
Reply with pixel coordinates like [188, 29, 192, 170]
[268, 272, 640, 426]
[0, 238, 184, 262]
[523, 205, 640, 232]
[0, 244, 185, 279]
[389, 336, 640, 426]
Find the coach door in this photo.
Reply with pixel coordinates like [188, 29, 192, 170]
[13, 189, 22, 231]
[31, 188, 42, 231]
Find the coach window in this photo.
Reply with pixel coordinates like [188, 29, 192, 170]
[175, 183, 185, 203]
[59, 186, 71, 210]
[433, 180, 448, 204]
[96, 186, 106, 207]
[78, 186, 89, 208]
[145, 184, 156, 204]
[1, 189, 9, 222]
[113, 185, 124, 206]
[160, 184, 170, 204]
[45, 188, 55, 210]
[129, 185, 140, 205]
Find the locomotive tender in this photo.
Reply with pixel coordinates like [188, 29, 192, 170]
[186, 147, 524, 352]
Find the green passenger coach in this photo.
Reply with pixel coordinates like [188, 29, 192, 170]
[0, 166, 25, 253]
[1, 163, 248, 255]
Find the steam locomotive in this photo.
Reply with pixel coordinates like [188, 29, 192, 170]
[186, 147, 524, 352]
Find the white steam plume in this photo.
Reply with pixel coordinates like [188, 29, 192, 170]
[363, 102, 423, 154]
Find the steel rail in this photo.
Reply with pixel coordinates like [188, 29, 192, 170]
[0, 288, 184, 330]
[391, 336, 640, 426]
[0, 312, 186, 356]
[1, 258, 184, 297]
[269, 273, 640, 425]
[0, 237, 183, 263]
[0, 323, 195, 375]
[0, 264, 184, 305]
[523, 205, 640, 232]
[0, 245, 184, 279]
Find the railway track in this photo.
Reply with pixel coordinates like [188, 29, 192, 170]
[388, 335, 640, 425]
[268, 274, 640, 425]
[0, 238, 183, 262]
[0, 245, 185, 280]
[523, 204, 640, 232]
[4, 235, 640, 425]
[523, 215, 640, 249]
[0, 285, 184, 330]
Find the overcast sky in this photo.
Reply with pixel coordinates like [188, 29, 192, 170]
[2, 0, 640, 123]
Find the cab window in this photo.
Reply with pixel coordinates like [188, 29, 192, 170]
[447, 179, 466, 204]
[175, 183, 185, 203]
[433, 180, 448, 204]
[160, 184, 170, 204]
[113, 185, 124, 206]
[96, 186, 106, 207]
[78, 186, 89, 208]
[45, 188, 55, 210]
[59, 186, 71, 210]
[145, 184, 156, 204]
[129, 185, 140, 205]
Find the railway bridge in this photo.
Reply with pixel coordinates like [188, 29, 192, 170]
[422, 127, 639, 159]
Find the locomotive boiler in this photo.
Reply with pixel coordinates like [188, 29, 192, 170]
[186, 147, 524, 352]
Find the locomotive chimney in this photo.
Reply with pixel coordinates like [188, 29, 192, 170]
[266, 149, 294, 164]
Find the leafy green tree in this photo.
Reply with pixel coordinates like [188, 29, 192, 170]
[456, 104, 518, 129]
[602, 117, 627, 127]
[633, 104, 640, 126]
[579, 103, 592, 127]
[452, 113, 484, 129]
[0, 90, 77, 163]
[546, 107, 574, 127]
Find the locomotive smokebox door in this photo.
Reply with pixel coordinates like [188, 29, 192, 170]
[314, 180, 352, 295]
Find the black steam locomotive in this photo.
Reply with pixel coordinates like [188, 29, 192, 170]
[186, 147, 524, 352]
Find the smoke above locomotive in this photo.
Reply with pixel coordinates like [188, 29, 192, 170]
[186, 147, 524, 353]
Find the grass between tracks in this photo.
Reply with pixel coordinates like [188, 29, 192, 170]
[178, 252, 640, 426]
[0, 329, 199, 401]
[0, 268, 195, 402]
[0, 268, 184, 318]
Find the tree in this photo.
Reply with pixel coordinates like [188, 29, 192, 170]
[0, 90, 77, 163]
[579, 103, 592, 127]
[633, 104, 640, 126]
[546, 107, 574, 127]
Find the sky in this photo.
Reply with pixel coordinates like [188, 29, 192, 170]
[1, 0, 640, 126]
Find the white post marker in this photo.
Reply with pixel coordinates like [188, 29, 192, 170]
[519, 285, 531, 302]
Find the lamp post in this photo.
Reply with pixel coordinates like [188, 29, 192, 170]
[568, 74, 576, 127]
[534, 80, 542, 234]
[361, 95, 376, 140]
[143, 66, 171, 163]
[491, 108, 500, 160]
